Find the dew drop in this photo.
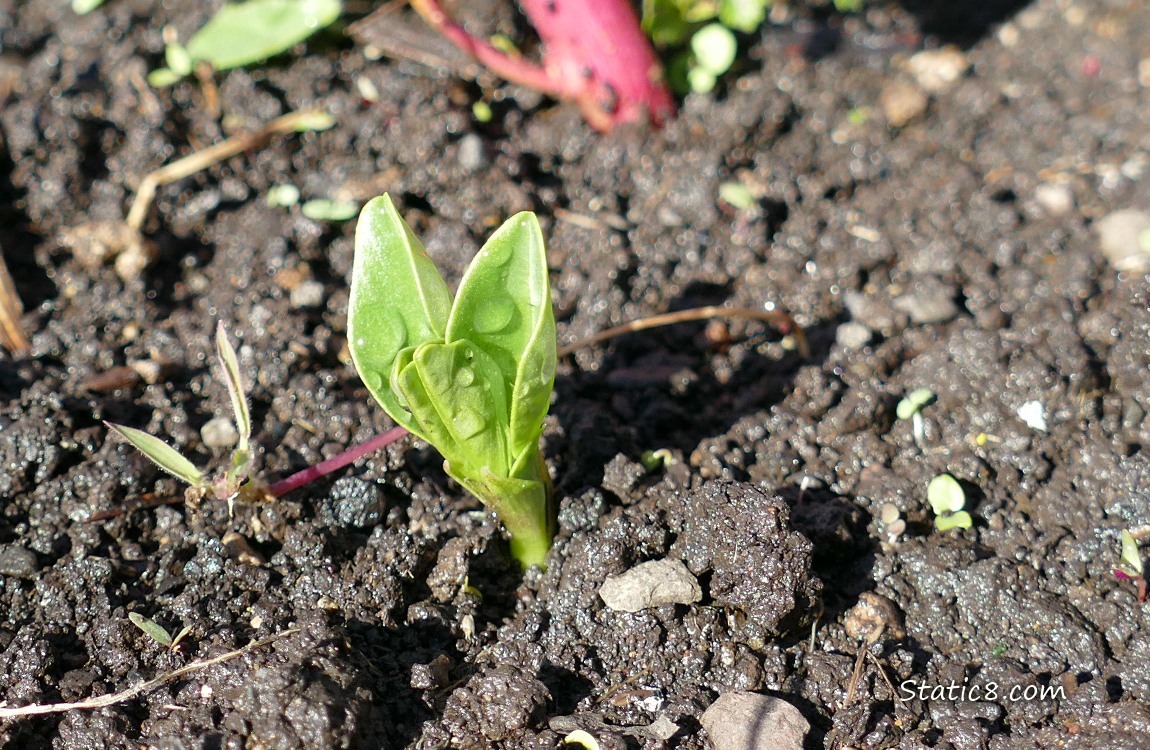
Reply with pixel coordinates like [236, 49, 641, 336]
[454, 367, 476, 387]
[471, 297, 515, 334]
[362, 371, 384, 390]
[452, 406, 487, 439]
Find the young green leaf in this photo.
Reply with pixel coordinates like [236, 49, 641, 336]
[215, 322, 251, 452]
[935, 510, 973, 532]
[170, 624, 194, 651]
[105, 422, 204, 486]
[927, 473, 966, 515]
[445, 212, 555, 466]
[349, 195, 454, 435]
[128, 612, 173, 646]
[392, 340, 511, 478]
[185, 0, 342, 73]
[1120, 529, 1144, 576]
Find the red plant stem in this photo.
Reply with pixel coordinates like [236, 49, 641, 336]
[409, 0, 674, 131]
[268, 426, 408, 497]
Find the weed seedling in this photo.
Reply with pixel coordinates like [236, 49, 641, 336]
[106, 323, 267, 514]
[348, 195, 556, 568]
[128, 613, 194, 652]
[1114, 527, 1147, 602]
[928, 473, 972, 531]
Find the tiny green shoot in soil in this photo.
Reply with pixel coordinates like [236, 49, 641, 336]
[348, 195, 557, 569]
[105, 323, 268, 513]
[928, 473, 972, 531]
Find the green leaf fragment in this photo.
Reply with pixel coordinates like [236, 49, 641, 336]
[266, 184, 301, 207]
[73, 0, 107, 14]
[215, 323, 251, 451]
[128, 613, 173, 646]
[147, 68, 183, 88]
[718, 0, 767, 33]
[691, 23, 737, 76]
[301, 199, 359, 221]
[719, 181, 755, 210]
[185, 0, 342, 72]
[290, 110, 336, 132]
[897, 388, 936, 420]
[105, 422, 204, 486]
[935, 510, 973, 532]
[1120, 529, 1144, 576]
[927, 473, 965, 514]
[165, 43, 194, 77]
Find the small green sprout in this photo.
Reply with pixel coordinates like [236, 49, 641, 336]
[348, 195, 557, 569]
[1115, 528, 1148, 602]
[896, 387, 936, 420]
[928, 473, 972, 531]
[301, 199, 360, 222]
[128, 612, 194, 652]
[106, 323, 267, 512]
[718, 181, 756, 211]
[640, 448, 674, 472]
[148, 0, 342, 87]
[72, 0, 106, 14]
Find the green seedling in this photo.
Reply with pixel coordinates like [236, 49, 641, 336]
[301, 199, 359, 222]
[348, 195, 556, 569]
[72, 0, 106, 14]
[640, 448, 674, 472]
[1114, 528, 1147, 602]
[928, 473, 972, 531]
[106, 323, 267, 513]
[128, 612, 194, 652]
[148, 0, 342, 87]
[897, 387, 936, 446]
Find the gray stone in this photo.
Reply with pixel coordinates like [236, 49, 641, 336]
[0, 544, 38, 578]
[599, 558, 702, 612]
[700, 692, 809, 750]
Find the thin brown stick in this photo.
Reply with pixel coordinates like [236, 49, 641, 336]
[0, 252, 29, 354]
[0, 629, 299, 720]
[126, 109, 327, 230]
[844, 642, 867, 706]
[556, 305, 809, 358]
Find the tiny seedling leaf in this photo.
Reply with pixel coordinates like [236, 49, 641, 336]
[165, 43, 194, 77]
[563, 729, 602, 749]
[73, 0, 107, 14]
[147, 68, 183, 88]
[1120, 529, 1144, 576]
[935, 510, 973, 532]
[128, 612, 173, 646]
[106, 422, 204, 486]
[301, 199, 359, 221]
[691, 24, 737, 77]
[185, 0, 342, 73]
[897, 387, 936, 420]
[215, 322, 251, 451]
[170, 624, 194, 651]
[927, 473, 965, 514]
[349, 195, 454, 436]
[718, 0, 767, 33]
[719, 181, 755, 210]
[290, 110, 336, 132]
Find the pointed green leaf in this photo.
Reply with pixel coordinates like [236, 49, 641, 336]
[1121, 529, 1144, 576]
[446, 212, 555, 467]
[105, 422, 204, 486]
[349, 195, 454, 434]
[215, 322, 251, 451]
[128, 612, 173, 646]
[393, 340, 510, 478]
[185, 0, 342, 72]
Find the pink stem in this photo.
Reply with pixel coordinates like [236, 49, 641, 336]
[268, 426, 408, 497]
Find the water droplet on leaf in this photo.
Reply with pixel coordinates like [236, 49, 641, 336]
[471, 297, 515, 334]
[452, 407, 487, 439]
[454, 367, 476, 387]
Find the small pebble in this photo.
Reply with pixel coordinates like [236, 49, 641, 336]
[879, 80, 929, 127]
[1034, 183, 1074, 216]
[0, 544, 38, 578]
[458, 134, 486, 172]
[1096, 208, 1150, 271]
[290, 280, 326, 309]
[201, 416, 239, 449]
[700, 692, 809, 750]
[835, 321, 872, 350]
[599, 558, 702, 613]
[893, 290, 960, 324]
[844, 592, 906, 643]
[906, 46, 970, 93]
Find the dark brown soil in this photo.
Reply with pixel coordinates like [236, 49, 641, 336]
[2, 0, 1150, 748]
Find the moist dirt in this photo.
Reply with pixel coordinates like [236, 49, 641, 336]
[2, 0, 1149, 748]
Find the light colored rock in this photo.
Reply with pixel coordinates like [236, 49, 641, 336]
[892, 289, 960, 324]
[201, 416, 239, 450]
[1096, 208, 1150, 271]
[835, 321, 871, 351]
[1034, 183, 1074, 216]
[290, 279, 326, 308]
[906, 46, 970, 93]
[598, 558, 701, 612]
[879, 80, 928, 127]
[700, 692, 809, 750]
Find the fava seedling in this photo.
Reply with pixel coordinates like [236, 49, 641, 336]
[348, 195, 556, 568]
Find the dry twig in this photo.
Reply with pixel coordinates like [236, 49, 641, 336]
[0, 252, 30, 355]
[0, 629, 299, 721]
